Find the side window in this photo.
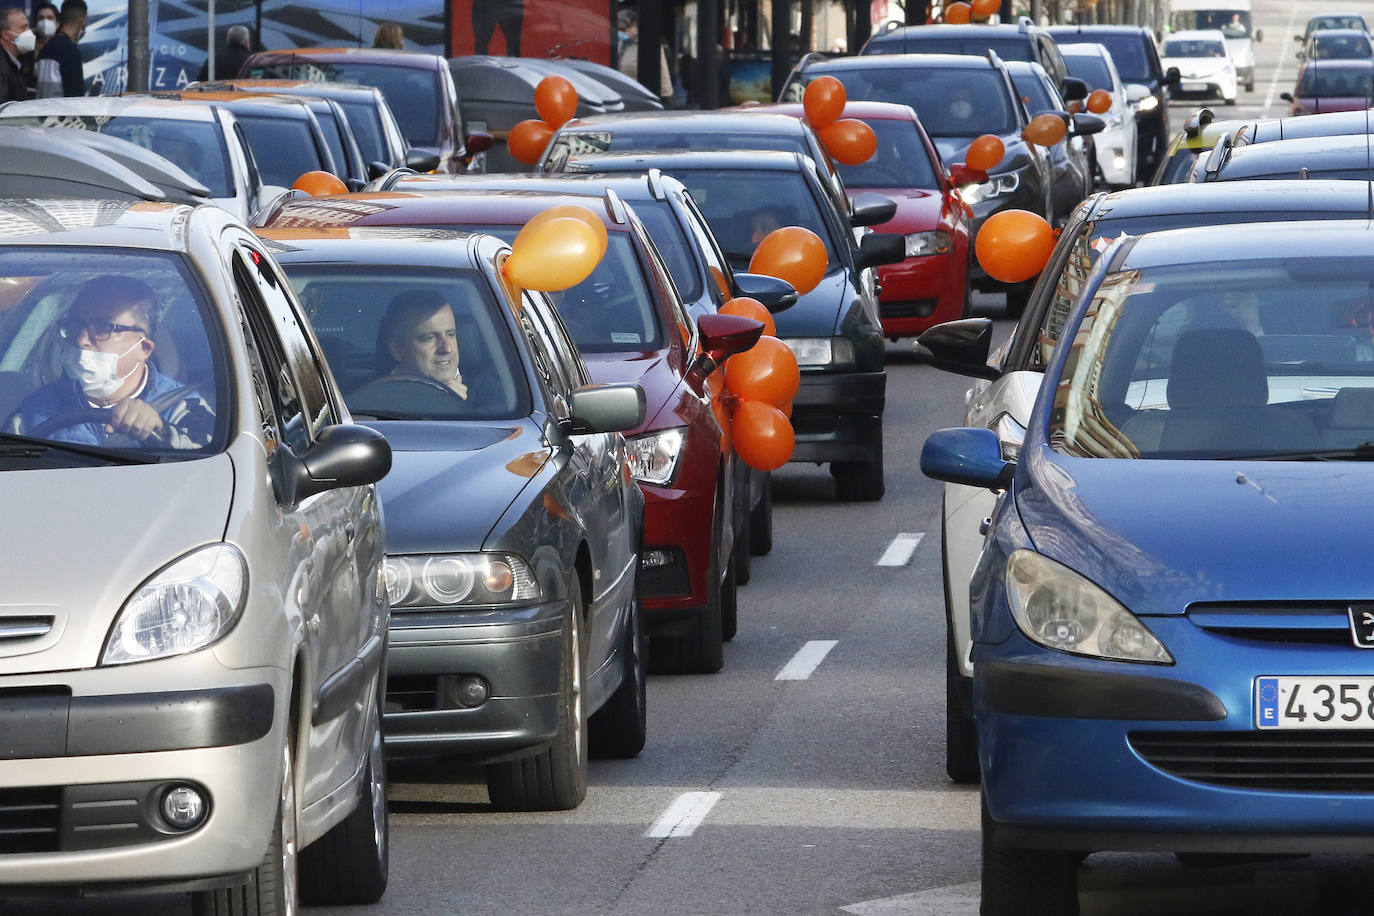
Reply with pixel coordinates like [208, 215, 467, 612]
[233, 120, 260, 194]
[524, 291, 587, 389]
[637, 231, 694, 348]
[517, 292, 572, 403]
[681, 193, 731, 306]
[1030, 226, 1095, 370]
[231, 252, 307, 455]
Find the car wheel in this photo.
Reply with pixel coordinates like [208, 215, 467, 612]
[1004, 281, 1033, 320]
[943, 525, 979, 785]
[749, 472, 773, 556]
[733, 501, 752, 587]
[832, 429, 884, 501]
[298, 676, 389, 905]
[589, 589, 647, 759]
[486, 583, 588, 810]
[981, 795, 1080, 916]
[652, 493, 726, 674]
[193, 737, 299, 916]
[720, 550, 739, 642]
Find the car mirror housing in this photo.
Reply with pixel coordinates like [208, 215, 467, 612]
[289, 423, 392, 503]
[1124, 83, 1151, 102]
[1165, 66, 1182, 86]
[1072, 113, 1106, 136]
[1255, 28, 1263, 41]
[1061, 76, 1090, 102]
[733, 272, 798, 313]
[849, 191, 898, 227]
[913, 318, 1001, 380]
[921, 427, 1014, 489]
[699, 312, 765, 361]
[856, 232, 906, 270]
[366, 159, 392, 180]
[564, 383, 646, 435]
[1280, 91, 1293, 102]
[405, 147, 442, 172]
[465, 130, 494, 155]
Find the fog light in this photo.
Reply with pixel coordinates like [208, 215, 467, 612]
[641, 549, 675, 568]
[442, 674, 490, 708]
[160, 785, 208, 831]
[1113, 152, 1126, 171]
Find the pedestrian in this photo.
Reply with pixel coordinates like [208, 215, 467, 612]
[616, 8, 672, 104]
[34, 0, 85, 98]
[197, 24, 252, 81]
[0, 7, 33, 103]
[32, 2, 57, 57]
[373, 21, 404, 50]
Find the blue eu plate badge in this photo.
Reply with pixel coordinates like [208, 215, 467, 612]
[1257, 677, 1279, 727]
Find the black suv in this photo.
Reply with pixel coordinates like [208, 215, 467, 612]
[1049, 25, 1180, 183]
[862, 20, 1073, 94]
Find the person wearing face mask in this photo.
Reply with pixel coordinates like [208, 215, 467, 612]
[6, 276, 215, 449]
[33, 3, 57, 57]
[34, 0, 85, 98]
[0, 7, 34, 103]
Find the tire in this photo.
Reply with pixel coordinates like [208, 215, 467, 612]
[749, 472, 773, 556]
[486, 584, 588, 811]
[588, 592, 647, 759]
[193, 739, 299, 916]
[832, 429, 885, 502]
[651, 492, 725, 674]
[1004, 282, 1033, 320]
[942, 519, 980, 784]
[733, 502, 752, 587]
[980, 796, 1080, 916]
[720, 552, 739, 642]
[298, 679, 389, 905]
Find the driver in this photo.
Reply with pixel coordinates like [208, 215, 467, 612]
[378, 290, 469, 399]
[6, 276, 214, 449]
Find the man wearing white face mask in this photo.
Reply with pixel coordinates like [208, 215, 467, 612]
[0, 7, 34, 103]
[6, 276, 215, 449]
[35, 0, 84, 98]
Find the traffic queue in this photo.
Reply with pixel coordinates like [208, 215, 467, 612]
[1, 9, 1372, 913]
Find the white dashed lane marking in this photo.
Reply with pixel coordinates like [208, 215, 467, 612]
[645, 791, 722, 838]
[876, 532, 924, 567]
[775, 640, 839, 681]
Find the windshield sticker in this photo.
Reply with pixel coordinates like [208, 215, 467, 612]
[611, 332, 641, 344]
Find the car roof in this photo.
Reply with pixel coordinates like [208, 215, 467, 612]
[1308, 28, 1371, 38]
[1049, 24, 1152, 36]
[1299, 57, 1374, 70]
[149, 90, 316, 117]
[0, 96, 221, 122]
[246, 47, 445, 70]
[1118, 219, 1374, 270]
[448, 55, 623, 109]
[561, 149, 812, 173]
[1058, 42, 1112, 57]
[384, 170, 688, 203]
[1242, 109, 1374, 143]
[263, 190, 629, 231]
[0, 124, 211, 203]
[0, 198, 208, 249]
[258, 227, 500, 270]
[1087, 179, 1374, 220]
[559, 110, 811, 134]
[739, 100, 919, 121]
[196, 79, 389, 104]
[804, 52, 999, 71]
[1215, 133, 1374, 174]
[869, 23, 1043, 40]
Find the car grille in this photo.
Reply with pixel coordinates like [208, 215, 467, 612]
[0, 616, 54, 643]
[1187, 602, 1355, 646]
[1132, 731, 1374, 792]
[0, 786, 60, 853]
[880, 299, 938, 320]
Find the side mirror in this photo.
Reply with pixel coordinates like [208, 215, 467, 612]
[289, 423, 392, 502]
[1124, 83, 1151, 102]
[1295, 51, 1305, 61]
[1255, 28, 1263, 41]
[366, 160, 391, 180]
[1060, 76, 1090, 102]
[912, 318, 1001, 380]
[1280, 91, 1293, 102]
[689, 313, 766, 387]
[345, 178, 367, 192]
[1072, 112, 1106, 136]
[1293, 33, 1303, 43]
[949, 163, 989, 186]
[1165, 66, 1181, 86]
[849, 191, 898, 227]
[405, 148, 442, 172]
[856, 232, 905, 270]
[465, 130, 494, 155]
[733, 272, 798, 313]
[563, 383, 646, 435]
[920, 427, 1015, 489]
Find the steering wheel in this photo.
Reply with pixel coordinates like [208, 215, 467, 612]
[349, 375, 471, 416]
[28, 407, 165, 447]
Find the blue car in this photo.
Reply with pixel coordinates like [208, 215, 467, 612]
[923, 220, 1374, 914]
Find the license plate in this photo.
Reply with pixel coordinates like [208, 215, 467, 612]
[1182, 81, 1208, 91]
[1256, 676, 1374, 729]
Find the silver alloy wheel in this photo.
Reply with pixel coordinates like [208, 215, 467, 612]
[281, 740, 299, 916]
[367, 714, 386, 857]
[570, 608, 585, 767]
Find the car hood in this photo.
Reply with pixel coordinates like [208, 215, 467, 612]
[367, 420, 547, 554]
[846, 186, 944, 232]
[582, 348, 682, 432]
[0, 455, 234, 674]
[932, 135, 1033, 175]
[770, 270, 851, 338]
[1018, 444, 1374, 613]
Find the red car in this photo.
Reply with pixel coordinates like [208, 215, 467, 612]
[745, 101, 973, 338]
[1281, 58, 1374, 115]
[257, 189, 761, 674]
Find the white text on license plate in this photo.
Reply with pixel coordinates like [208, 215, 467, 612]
[1256, 676, 1374, 729]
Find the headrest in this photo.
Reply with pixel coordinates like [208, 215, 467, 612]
[1167, 328, 1268, 409]
[1331, 386, 1374, 428]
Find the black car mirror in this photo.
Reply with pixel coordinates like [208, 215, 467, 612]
[912, 318, 1001, 380]
[733, 272, 798, 313]
[856, 232, 905, 270]
[1280, 91, 1293, 102]
[366, 160, 391, 180]
[1072, 113, 1106, 136]
[563, 383, 646, 435]
[849, 192, 897, 227]
[1255, 28, 1263, 41]
[1165, 66, 1182, 86]
[289, 424, 392, 503]
[1061, 76, 1090, 102]
[405, 148, 441, 172]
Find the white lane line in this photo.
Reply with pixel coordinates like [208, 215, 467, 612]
[776, 640, 839, 681]
[877, 532, 924, 567]
[1261, 3, 1300, 115]
[645, 791, 721, 838]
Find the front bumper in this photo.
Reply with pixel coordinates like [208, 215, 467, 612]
[876, 250, 967, 337]
[790, 370, 885, 465]
[639, 480, 716, 621]
[1170, 73, 1237, 101]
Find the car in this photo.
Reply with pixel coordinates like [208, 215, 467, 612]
[0, 195, 393, 910]
[552, 56, 665, 112]
[1003, 59, 1098, 224]
[1191, 132, 1374, 182]
[259, 227, 649, 809]
[1161, 30, 1238, 105]
[922, 219, 1374, 913]
[780, 52, 1055, 315]
[1049, 25, 1180, 184]
[0, 123, 212, 203]
[861, 20, 1075, 96]
[240, 47, 476, 174]
[552, 149, 905, 499]
[1059, 42, 1138, 189]
[1281, 58, 1374, 115]
[0, 96, 271, 222]
[257, 188, 764, 672]
[1167, 0, 1262, 91]
[913, 179, 1374, 784]
[1150, 107, 1247, 184]
[1296, 12, 1370, 44]
[1299, 27, 1374, 61]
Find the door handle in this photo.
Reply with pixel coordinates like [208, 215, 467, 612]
[345, 523, 356, 544]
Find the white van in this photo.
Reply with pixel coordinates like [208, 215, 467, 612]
[1168, 0, 1262, 91]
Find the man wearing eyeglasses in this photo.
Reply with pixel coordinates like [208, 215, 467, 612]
[5, 275, 214, 448]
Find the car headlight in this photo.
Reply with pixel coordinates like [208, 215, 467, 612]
[961, 170, 1019, 205]
[626, 427, 687, 486]
[101, 544, 247, 666]
[1135, 95, 1159, 113]
[782, 336, 855, 369]
[383, 553, 540, 609]
[904, 230, 952, 257]
[1004, 550, 1172, 664]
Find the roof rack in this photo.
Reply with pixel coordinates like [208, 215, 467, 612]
[1018, 16, 1034, 32]
[0, 125, 211, 204]
[645, 167, 666, 201]
[603, 188, 628, 224]
[794, 50, 831, 71]
[881, 19, 902, 33]
[986, 49, 1005, 67]
[1201, 132, 1234, 181]
[1183, 108, 1215, 138]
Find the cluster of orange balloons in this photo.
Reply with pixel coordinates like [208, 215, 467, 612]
[716, 297, 799, 471]
[502, 204, 607, 292]
[974, 209, 1056, 284]
[944, 0, 998, 22]
[802, 76, 877, 167]
[509, 75, 579, 165]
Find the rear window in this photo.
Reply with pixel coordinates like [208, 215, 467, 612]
[786, 67, 1017, 137]
[1080, 34, 1150, 82]
[236, 114, 325, 188]
[248, 60, 441, 149]
[553, 126, 806, 158]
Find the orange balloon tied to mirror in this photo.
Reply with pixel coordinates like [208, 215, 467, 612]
[292, 170, 348, 197]
[725, 336, 799, 409]
[503, 217, 603, 291]
[965, 134, 1005, 172]
[508, 119, 554, 165]
[803, 76, 846, 130]
[731, 400, 795, 472]
[1086, 89, 1112, 114]
[974, 209, 1056, 284]
[819, 118, 876, 166]
[1022, 113, 1066, 147]
[749, 226, 827, 296]
[944, 2, 972, 23]
[534, 75, 578, 128]
[521, 204, 608, 259]
[970, 0, 999, 18]
[719, 296, 775, 336]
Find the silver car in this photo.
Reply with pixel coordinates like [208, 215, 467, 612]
[0, 198, 392, 912]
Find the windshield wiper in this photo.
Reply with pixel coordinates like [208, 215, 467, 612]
[1224, 442, 1374, 461]
[0, 432, 160, 465]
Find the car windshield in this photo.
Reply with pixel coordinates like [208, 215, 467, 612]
[248, 61, 441, 149]
[1069, 34, 1150, 82]
[1311, 16, 1367, 33]
[1049, 257, 1374, 459]
[235, 114, 326, 188]
[1011, 70, 1058, 112]
[555, 125, 806, 157]
[1064, 54, 1115, 90]
[285, 265, 531, 420]
[339, 100, 389, 166]
[1311, 34, 1373, 58]
[1170, 10, 1252, 37]
[1162, 39, 1228, 57]
[834, 118, 939, 189]
[787, 67, 1017, 137]
[1298, 66, 1374, 96]
[0, 246, 227, 464]
[0, 114, 232, 198]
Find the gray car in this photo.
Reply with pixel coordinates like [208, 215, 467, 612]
[0, 198, 392, 913]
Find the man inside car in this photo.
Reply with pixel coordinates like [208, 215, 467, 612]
[6, 275, 214, 448]
[378, 289, 470, 399]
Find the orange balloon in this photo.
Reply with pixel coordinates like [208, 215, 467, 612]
[520, 204, 608, 259]
[291, 170, 348, 197]
[724, 336, 799, 409]
[719, 296, 775, 336]
[1087, 89, 1112, 114]
[749, 226, 827, 296]
[1022, 113, 1067, 147]
[803, 75, 846, 129]
[711, 394, 732, 455]
[708, 265, 730, 299]
[971, 0, 999, 17]
[974, 209, 1056, 284]
[1067, 100, 1083, 114]
[509, 118, 554, 165]
[944, 2, 972, 23]
[732, 400, 795, 471]
[534, 75, 578, 128]
[819, 118, 877, 166]
[780, 401, 793, 419]
[503, 217, 603, 291]
[965, 134, 1005, 172]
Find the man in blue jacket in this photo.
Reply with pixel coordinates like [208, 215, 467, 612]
[34, 0, 84, 97]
